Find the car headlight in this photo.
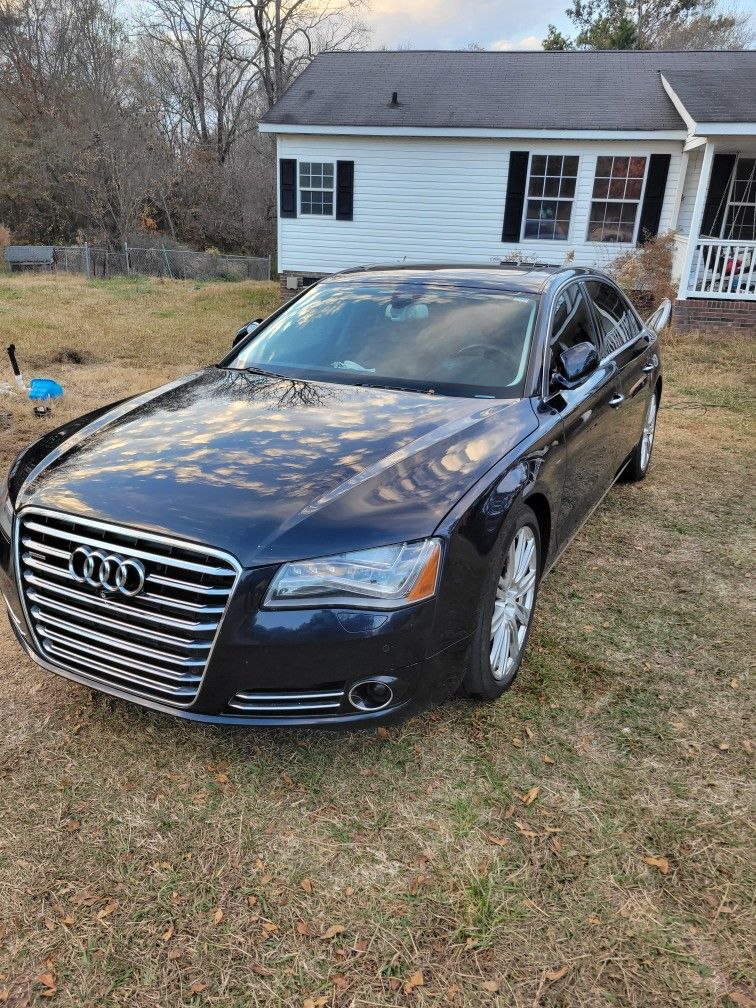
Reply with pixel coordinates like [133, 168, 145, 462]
[264, 539, 442, 610]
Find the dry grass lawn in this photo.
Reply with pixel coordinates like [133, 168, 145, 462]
[0, 274, 754, 1008]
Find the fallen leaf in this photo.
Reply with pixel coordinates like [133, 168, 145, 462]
[511, 737, 522, 747]
[545, 964, 571, 981]
[300, 877, 313, 895]
[296, 919, 310, 936]
[445, 984, 461, 1002]
[543, 755, 555, 765]
[642, 855, 669, 875]
[403, 971, 424, 993]
[162, 926, 175, 941]
[524, 726, 534, 740]
[96, 900, 118, 921]
[168, 948, 182, 961]
[519, 786, 540, 806]
[514, 819, 538, 839]
[487, 835, 509, 847]
[212, 908, 224, 925]
[331, 974, 349, 990]
[252, 963, 273, 977]
[727, 993, 756, 1008]
[63, 819, 80, 832]
[190, 981, 207, 993]
[261, 921, 279, 935]
[320, 924, 344, 940]
[481, 979, 500, 992]
[376, 726, 390, 740]
[718, 742, 730, 751]
[37, 974, 56, 991]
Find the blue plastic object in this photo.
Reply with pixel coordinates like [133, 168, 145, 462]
[29, 378, 64, 400]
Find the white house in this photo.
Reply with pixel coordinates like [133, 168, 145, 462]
[260, 50, 756, 329]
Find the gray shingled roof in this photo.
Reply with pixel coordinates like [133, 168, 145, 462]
[263, 50, 756, 132]
[663, 65, 756, 123]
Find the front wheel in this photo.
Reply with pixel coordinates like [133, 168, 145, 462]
[459, 505, 541, 701]
[623, 389, 658, 483]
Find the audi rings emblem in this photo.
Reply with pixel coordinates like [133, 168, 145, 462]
[68, 545, 146, 597]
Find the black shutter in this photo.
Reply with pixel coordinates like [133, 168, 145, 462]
[279, 158, 297, 218]
[336, 160, 354, 221]
[637, 154, 671, 244]
[502, 151, 529, 242]
[700, 153, 736, 238]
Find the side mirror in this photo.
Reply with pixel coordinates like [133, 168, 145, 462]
[232, 318, 263, 347]
[554, 341, 599, 390]
[645, 299, 671, 333]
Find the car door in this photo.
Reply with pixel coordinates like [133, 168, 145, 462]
[544, 281, 626, 549]
[585, 279, 657, 462]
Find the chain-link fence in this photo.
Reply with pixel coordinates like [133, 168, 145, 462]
[52, 244, 271, 282]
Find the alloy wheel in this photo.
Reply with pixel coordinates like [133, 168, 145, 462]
[490, 526, 537, 681]
[640, 394, 658, 472]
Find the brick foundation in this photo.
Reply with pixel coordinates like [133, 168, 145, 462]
[279, 270, 327, 302]
[672, 298, 756, 332]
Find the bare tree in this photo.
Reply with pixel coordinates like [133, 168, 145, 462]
[222, 0, 367, 109]
[138, 0, 259, 162]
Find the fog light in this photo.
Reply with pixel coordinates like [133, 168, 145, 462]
[347, 679, 394, 712]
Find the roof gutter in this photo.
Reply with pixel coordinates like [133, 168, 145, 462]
[259, 123, 687, 141]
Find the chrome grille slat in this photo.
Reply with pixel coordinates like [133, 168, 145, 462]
[22, 551, 226, 614]
[41, 641, 199, 697]
[24, 520, 236, 578]
[34, 610, 206, 666]
[28, 596, 210, 649]
[37, 624, 203, 684]
[25, 573, 219, 630]
[17, 508, 240, 706]
[228, 686, 346, 717]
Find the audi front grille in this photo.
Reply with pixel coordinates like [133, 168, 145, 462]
[15, 507, 241, 706]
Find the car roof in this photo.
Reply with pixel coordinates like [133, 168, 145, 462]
[329, 263, 597, 294]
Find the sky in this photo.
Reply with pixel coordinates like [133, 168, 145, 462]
[360, 0, 573, 51]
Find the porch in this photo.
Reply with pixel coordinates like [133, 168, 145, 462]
[677, 142, 756, 308]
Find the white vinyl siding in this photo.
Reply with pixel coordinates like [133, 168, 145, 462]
[276, 134, 683, 275]
[676, 146, 704, 238]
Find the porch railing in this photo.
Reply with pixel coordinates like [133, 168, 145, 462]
[686, 239, 756, 300]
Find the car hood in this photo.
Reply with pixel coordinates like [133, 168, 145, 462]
[18, 368, 537, 566]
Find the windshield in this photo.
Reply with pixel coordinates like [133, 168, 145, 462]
[226, 281, 539, 398]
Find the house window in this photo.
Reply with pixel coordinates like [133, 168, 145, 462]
[299, 162, 334, 216]
[588, 156, 647, 243]
[523, 155, 579, 240]
[723, 157, 756, 241]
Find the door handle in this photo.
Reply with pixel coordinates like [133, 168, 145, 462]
[642, 363, 656, 373]
[608, 393, 625, 408]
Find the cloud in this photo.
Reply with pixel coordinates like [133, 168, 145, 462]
[361, 0, 567, 49]
[491, 35, 544, 50]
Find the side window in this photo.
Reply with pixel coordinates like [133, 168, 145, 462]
[548, 283, 599, 378]
[585, 280, 640, 355]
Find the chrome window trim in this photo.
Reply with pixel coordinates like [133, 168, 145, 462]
[539, 273, 647, 401]
[13, 506, 242, 708]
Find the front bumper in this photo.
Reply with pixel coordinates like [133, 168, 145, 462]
[1, 527, 468, 728]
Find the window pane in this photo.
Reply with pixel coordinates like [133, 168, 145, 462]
[593, 177, 610, 198]
[546, 155, 562, 175]
[544, 177, 560, 197]
[549, 284, 599, 378]
[609, 178, 626, 199]
[531, 155, 547, 175]
[629, 156, 647, 178]
[586, 280, 639, 353]
[596, 156, 612, 176]
[625, 177, 643, 200]
[612, 157, 629, 178]
[564, 156, 579, 176]
[559, 177, 576, 198]
[529, 176, 545, 197]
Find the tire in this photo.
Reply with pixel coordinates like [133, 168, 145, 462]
[622, 388, 659, 483]
[458, 504, 541, 701]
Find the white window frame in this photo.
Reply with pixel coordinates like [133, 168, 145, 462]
[586, 155, 650, 245]
[520, 153, 579, 242]
[720, 155, 756, 242]
[298, 160, 335, 218]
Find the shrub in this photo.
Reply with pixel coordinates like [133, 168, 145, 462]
[605, 231, 677, 314]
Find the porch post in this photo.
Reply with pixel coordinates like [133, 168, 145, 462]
[677, 141, 714, 300]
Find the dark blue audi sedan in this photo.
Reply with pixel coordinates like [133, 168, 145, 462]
[0, 265, 663, 727]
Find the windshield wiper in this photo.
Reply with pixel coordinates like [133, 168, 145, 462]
[351, 380, 435, 395]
